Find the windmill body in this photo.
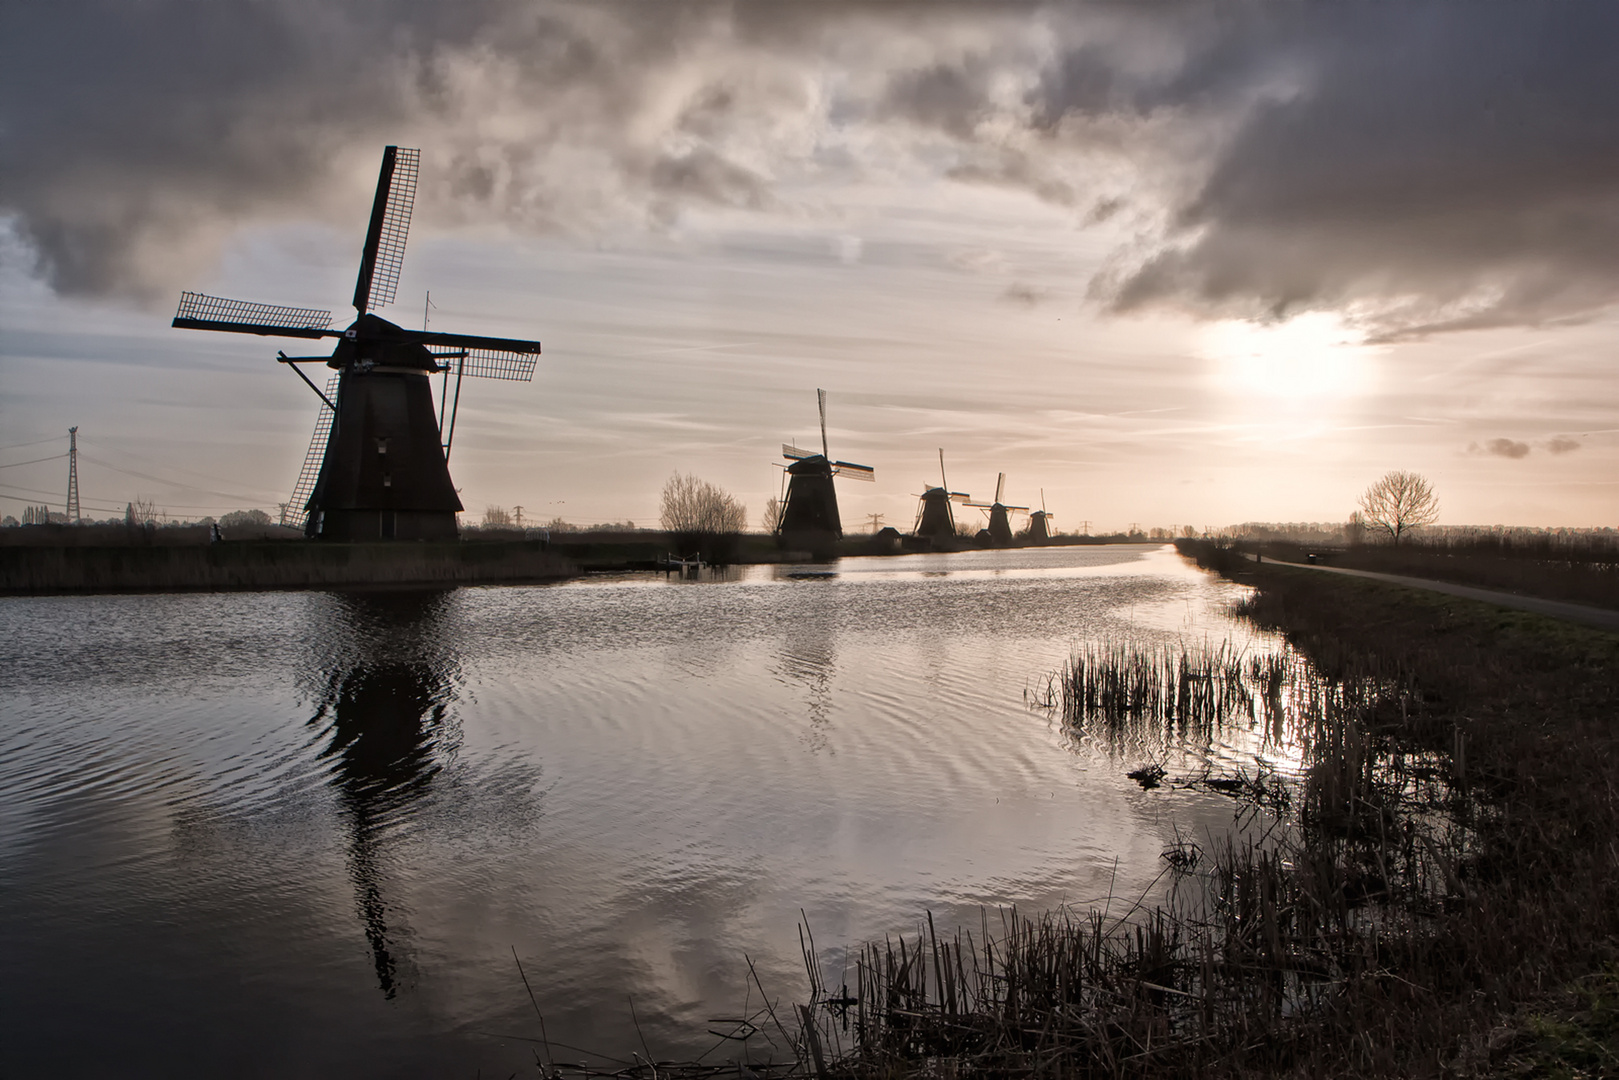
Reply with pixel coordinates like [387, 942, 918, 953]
[307, 316, 461, 540]
[777, 390, 873, 548]
[780, 456, 842, 536]
[171, 147, 542, 541]
[912, 487, 958, 540]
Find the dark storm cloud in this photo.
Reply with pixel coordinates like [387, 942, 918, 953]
[1059, 5, 1619, 337]
[5, 1, 1617, 338]
[0, 0, 804, 300]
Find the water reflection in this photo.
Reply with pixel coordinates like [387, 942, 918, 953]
[775, 582, 839, 750]
[305, 589, 463, 998]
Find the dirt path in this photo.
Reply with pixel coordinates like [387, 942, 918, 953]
[1260, 556, 1619, 633]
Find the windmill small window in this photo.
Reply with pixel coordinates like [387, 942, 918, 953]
[376, 438, 389, 456]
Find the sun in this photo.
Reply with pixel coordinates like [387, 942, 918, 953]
[1199, 313, 1380, 401]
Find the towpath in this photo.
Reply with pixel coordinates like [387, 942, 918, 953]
[1250, 554, 1619, 633]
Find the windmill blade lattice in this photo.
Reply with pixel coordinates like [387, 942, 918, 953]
[353, 146, 420, 314]
[282, 373, 340, 527]
[173, 292, 335, 337]
[430, 348, 539, 382]
[831, 460, 875, 481]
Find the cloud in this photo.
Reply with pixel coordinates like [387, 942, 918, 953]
[1470, 438, 1532, 459]
[999, 282, 1046, 306]
[1060, 5, 1619, 338]
[4, 0, 1617, 344]
[1545, 436, 1582, 455]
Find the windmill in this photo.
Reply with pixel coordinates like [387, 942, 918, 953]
[912, 449, 971, 542]
[171, 146, 543, 541]
[962, 472, 1029, 546]
[1027, 488, 1056, 543]
[777, 389, 874, 544]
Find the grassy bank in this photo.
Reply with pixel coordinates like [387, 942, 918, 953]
[779, 538, 1619, 1078]
[0, 539, 576, 594]
[1247, 534, 1619, 611]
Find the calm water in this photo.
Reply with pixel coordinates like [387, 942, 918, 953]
[0, 544, 1278, 1077]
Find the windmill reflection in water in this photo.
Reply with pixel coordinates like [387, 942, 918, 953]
[305, 589, 463, 998]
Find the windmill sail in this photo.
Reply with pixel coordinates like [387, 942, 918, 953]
[429, 347, 540, 382]
[173, 292, 335, 338]
[353, 146, 420, 314]
[282, 374, 341, 527]
[831, 460, 874, 481]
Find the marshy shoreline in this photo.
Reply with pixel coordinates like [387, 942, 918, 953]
[729, 539, 1619, 1079]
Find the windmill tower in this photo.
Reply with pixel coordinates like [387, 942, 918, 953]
[1026, 489, 1056, 543]
[777, 389, 874, 546]
[171, 146, 543, 541]
[912, 449, 970, 543]
[962, 472, 1029, 546]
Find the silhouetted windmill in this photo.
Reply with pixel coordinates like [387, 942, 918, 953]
[172, 146, 543, 541]
[777, 389, 873, 544]
[1026, 488, 1056, 543]
[963, 472, 1029, 546]
[913, 449, 970, 542]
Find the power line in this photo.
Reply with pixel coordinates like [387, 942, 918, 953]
[0, 483, 266, 514]
[77, 435, 282, 499]
[0, 490, 129, 515]
[0, 435, 67, 453]
[77, 454, 276, 505]
[0, 453, 68, 470]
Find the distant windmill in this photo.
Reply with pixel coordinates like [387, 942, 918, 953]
[777, 389, 874, 543]
[1027, 488, 1056, 543]
[172, 146, 543, 541]
[913, 449, 971, 542]
[962, 472, 1029, 546]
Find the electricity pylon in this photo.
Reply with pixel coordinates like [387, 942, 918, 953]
[66, 426, 81, 524]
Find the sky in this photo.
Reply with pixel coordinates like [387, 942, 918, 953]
[2, 2, 1616, 532]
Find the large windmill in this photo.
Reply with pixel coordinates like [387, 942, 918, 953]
[912, 449, 971, 543]
[962, 472, 1029, 546]
[777, 389, 874, 545]
[172, 146, 543, 541]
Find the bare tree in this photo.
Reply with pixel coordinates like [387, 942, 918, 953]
[661, 473, 746, 560]
[126, 498, 161, 527]
[660, 473, 746, 534]
[483, 505, 513, 528]
[762, 495, 784, 534]
[1357, 471, 1439, 544]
